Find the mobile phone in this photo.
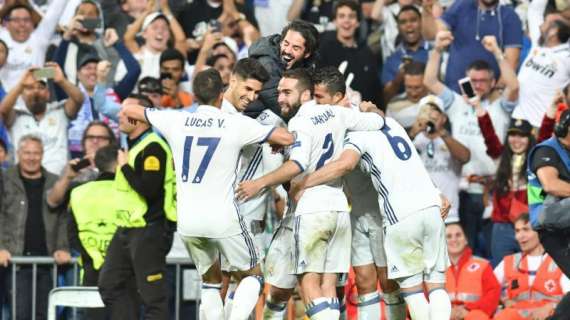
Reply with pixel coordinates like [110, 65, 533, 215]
[402, 55, 413, 64]
[81, 18, 101, 31]
[33, 67, 55, 79]
[458, 77, 477, 102]
[71, 158, 91, 172]
[209, 19, 222, 33]
[426, 121, 436, 134]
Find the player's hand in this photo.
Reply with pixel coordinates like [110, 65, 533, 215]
[236, 180, 264, 202]
[0, 250, 11, 267]
[439, 194, 451, 220]
[53, 250, 71, 265]
[289, 178, 307, 203]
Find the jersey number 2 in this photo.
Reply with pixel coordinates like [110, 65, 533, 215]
[316, 133, 334, 169]
[380, 124, 412, 161]
[181, 136, 221, 183]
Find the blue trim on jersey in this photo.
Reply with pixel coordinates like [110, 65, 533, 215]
[362, 153, 399, 225]
[291, 160, 305, 173]
[261, 127, 277, 143]
[232, 150, 258, 268]
[293, 216, 301, 274]
[201, 283, 222, 290]
[241, 146, 263, 182]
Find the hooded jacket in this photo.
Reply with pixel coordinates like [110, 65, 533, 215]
[247, 34, 317, 119]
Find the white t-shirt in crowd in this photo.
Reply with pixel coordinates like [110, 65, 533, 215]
[0, 0, 66, 93]
[145, 106, 275, 238]
[344, 118, 441, 226]
[10, 101, 70, 175]
[288, 101, 384, 215]
[440, 87, 512, 193]
[512, 44, 570, 127]
[494, 254, 570, 293]
[414, 133, 461, 223]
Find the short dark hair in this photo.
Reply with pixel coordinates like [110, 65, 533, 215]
[75, 0, 100, 16]
[206, 54, 230, 67]
[467, 60, 494, 78]
[193, 69, 224, 105]
[232, 58, 270, 83]
[554, 20, 570, 43]
[95, 144, 119, 173]
[397, 5, 422, 22]
[280, 20, 319, 60]
[282, 68, 314, 97]
[514, 213, 530, 225]
[128, 93, 155, 108]
[333, 0, 361, 22]
[159, 48, 185, 67]
[4, 4, 33, 22]
[404, 61, 426, 76]
[81, 121, 116, 149]
[313, 66, 346, 97]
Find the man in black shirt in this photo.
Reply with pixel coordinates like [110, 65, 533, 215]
[528, 109, 570, 318]
[98, 94, 175, 319]
[317, 0, 383, 108]
[0, 135, 70, 320]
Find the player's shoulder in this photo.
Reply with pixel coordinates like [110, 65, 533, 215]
[256, 109, 285, 126]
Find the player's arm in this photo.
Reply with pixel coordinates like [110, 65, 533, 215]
[265, 127, 295, 146]
[236, 160, 302, 201]
[121, 100, 148, 123]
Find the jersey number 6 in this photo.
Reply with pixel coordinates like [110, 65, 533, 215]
[181, 136, 221, 183]
[380, 124, 412, 161]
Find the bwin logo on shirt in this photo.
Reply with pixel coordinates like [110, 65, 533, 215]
[525, 57, 556, 78]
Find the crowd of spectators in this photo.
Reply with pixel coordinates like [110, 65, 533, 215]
[0, 0, 567, 319]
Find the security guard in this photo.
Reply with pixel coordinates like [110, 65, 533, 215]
[68, 145, 121, 320]
[98, 94, 176, 319]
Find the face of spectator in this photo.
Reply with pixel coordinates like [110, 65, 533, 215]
[335, 6, 359, 41]
[212, 45, 236, 65]
[6, 8, 34, 43]
[397, 10, 421, 46]
[280, 30, 309, 70]
[404, 74, 427, 103]
[121, 0, 148, 18]
[398, 0, 415, 5]
[507, 133, 530, 155]
[141, 91, 162, 107]
[214, 56, 234, 86]
[160, 59, 184, 83]
[0, 42, 8, 67]
[18, 139, 43, 176]
[78, 62, 98, 91]
[227, 75, 263, 112]
[314, 84, 343, 105]
[22, 76, 49, 115]
[143, 18, 170, 52]
[278, 77, 304, 118]
[514, 219, 541, 254]
[479, 0, 499, 8]
[446, 224, 468, 257]
[466, 69, 495, 98]
[83, 125, 112, 156]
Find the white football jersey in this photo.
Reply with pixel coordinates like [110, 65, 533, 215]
[145, 106, 275, 238]
[288, 100, 385, 215]
[344, 118, 441, 225]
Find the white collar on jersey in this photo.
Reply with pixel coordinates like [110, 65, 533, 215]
[197, 105, 222, 112]
[296, 99, 318, 115]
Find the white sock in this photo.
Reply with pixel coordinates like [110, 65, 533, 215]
[306, 297, 332, 320]
[224, 290, 235, 320]
[263, 295, 287, 320]
[357, 291, 381, 320]
[428, 288, 451, 320]
[201, 283, 225, 320]
[383, 290, 407, 320]
[228, 276, 262, 320]
[403, 291, 429, 320]
[328, 297, 341, 319]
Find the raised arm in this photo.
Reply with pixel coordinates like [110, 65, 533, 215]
[124, 1, 156, 54]
[421, 0, 446, 40]
[266, 127, 295, 146]
[424, 31, 453, 96]
[482, 36, 519, 104]
[161, 0, 188, 58]
[48, 62, 84, 119]
[287, 0, 306, 21]
[0, 70, 32, 127]
[121, 100, 148, 123]
[34, 0, 67, 42]
[304, 149, 360, 189]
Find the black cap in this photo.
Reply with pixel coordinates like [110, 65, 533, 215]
[77, 54, 100, 70]
[138, 77, 162, 94]
[507, 118, 533, 136]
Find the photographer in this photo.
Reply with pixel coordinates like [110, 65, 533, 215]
[528, 109, 570, 317]
[159, 48, 193, 109]
[411, 95, 470, 223]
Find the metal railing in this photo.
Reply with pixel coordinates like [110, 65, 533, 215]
[4, 256, 198, 320]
